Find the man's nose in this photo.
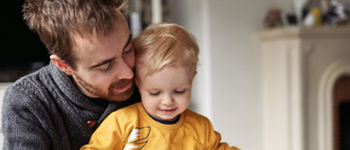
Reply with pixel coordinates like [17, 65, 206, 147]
[114, 59, 134, 80]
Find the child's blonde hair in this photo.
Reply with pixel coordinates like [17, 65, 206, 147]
[133, 23, 199, 77]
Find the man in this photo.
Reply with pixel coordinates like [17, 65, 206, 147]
[1, 0, 140, 149]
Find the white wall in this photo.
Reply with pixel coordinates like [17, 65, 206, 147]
[168, 0, 293, 149]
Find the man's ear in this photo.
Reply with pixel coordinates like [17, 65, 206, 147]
[50, 55, 73, 75]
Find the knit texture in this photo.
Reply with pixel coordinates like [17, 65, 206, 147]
[1, 62, 140, 150]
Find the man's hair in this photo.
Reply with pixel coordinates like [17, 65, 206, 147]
[132, 23, 199, 77]
[23, 0, 125, 69]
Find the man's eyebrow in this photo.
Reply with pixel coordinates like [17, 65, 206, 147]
[89, 33, 131, 69]
[89, 57, 115, 69]
[124, 33, 132, 49]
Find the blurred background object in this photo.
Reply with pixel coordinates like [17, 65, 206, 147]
[264, 0, 350, 28]
[304, 7, 324, 26]
[0, 0, 49, 82]
[302, 0, 349, 27]
[264, 7, 284, 28]
[321, 0, 348, 26]
[282, 12, 299, 26]
[127, 0, 170, 37]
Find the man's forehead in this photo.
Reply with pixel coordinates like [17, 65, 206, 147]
[71, 30, 131, 67]
[72, 30, 122, 52]
[73, 31, 108, 46]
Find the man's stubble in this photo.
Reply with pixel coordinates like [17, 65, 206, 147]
[73, 73, 135, 102]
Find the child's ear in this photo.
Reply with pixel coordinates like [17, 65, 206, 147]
[192, 71, 197, 81]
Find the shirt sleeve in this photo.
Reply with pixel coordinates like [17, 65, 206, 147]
[2, 86, 51, 149]
[204, 119, 240, 150]
[80, 111, 124, 150]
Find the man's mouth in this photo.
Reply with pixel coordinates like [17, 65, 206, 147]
[113, 81, 132, 92]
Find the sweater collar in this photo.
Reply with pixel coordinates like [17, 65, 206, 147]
[47, 61, 140, 123]
[48, 61, 121, 114]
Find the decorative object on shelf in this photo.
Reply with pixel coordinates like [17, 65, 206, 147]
[281, 13, 299, 27]
[264, 7, 283, 28]
[321, 0, 348, 26]
[304, 7, 323, 27]
[302, 0, 349, 27]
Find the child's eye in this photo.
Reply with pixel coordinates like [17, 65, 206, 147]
[174, 90, 186, 95]
[149, 92, 160, 96]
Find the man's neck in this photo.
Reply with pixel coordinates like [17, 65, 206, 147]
[69, 75, 109, 109]
[71, 74, 99, 98]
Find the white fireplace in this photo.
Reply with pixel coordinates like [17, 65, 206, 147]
[257, 27, 350, 150]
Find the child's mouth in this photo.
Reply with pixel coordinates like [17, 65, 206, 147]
[158, 108, 177, 114]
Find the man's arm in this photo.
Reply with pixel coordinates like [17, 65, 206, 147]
[2, 86, 51, 149]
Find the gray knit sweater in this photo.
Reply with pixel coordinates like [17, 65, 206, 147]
[1, 62, 140, 150]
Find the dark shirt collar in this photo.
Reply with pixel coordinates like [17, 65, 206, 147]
[85, 96, 110, 109]
[148, 113, 180, 125]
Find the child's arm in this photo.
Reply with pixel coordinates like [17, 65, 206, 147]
[80, 112, 124, 150]
[204, 120, 240, 150]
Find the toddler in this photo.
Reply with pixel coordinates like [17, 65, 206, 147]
[81, 23, 240, 150]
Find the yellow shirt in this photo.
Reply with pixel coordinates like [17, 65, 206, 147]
[81, 102, 239, 150]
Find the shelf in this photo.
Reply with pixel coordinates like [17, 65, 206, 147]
[256, 27, 350, 41]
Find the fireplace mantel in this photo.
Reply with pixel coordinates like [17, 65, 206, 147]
[257, 27, 350, 40]
[257, 27, 350, 150]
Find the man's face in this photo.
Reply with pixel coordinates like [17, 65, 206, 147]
[70, 12, 135, 102]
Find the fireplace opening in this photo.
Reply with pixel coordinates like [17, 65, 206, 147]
[340, 102, 350, 150]
[333, 76, 350, 150]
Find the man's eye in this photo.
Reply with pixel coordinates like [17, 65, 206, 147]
[174, 90, 186, 95]
[149, 92, 160, 96]
[123, 47, 133, 55]
[101, 62, 113, 73]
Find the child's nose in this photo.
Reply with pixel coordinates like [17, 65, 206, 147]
[161, 95, 174, 106]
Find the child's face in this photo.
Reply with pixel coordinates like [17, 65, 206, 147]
[136, 66, 195, 121]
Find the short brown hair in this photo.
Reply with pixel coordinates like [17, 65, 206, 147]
[23, 0, 125, 69]
[133, 23, 199, 77]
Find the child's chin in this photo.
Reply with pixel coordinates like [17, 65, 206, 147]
[159, 115, 178, 121]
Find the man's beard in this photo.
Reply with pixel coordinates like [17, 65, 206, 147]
[73, 73, 134, 102]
